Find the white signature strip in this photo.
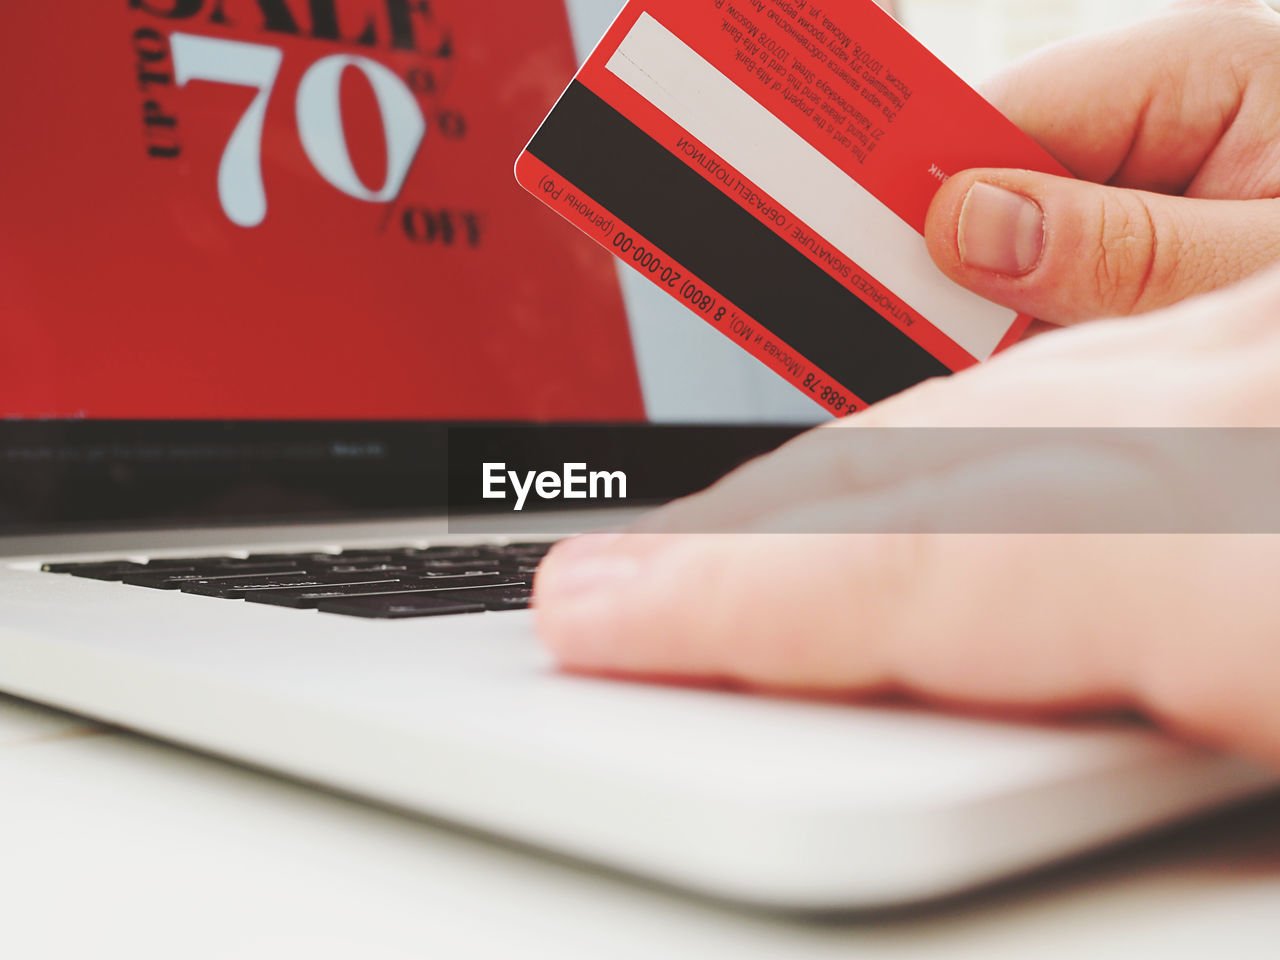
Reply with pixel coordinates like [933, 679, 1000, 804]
[606, 13, 1014, 361]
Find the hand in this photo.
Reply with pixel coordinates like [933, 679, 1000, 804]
[534, 265, 1280, 765]
[925, 0, 1280, 325]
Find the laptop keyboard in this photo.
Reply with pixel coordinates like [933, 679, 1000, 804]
[40, 543, 557, 619]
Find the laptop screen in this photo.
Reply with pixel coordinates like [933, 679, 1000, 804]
[0, 1, 815, 533]
[3, 0, 654, 421]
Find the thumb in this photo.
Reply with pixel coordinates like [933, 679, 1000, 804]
[926, 169, 1280, 325]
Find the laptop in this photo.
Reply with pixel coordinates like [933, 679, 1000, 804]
[1, 0, 1275, 910]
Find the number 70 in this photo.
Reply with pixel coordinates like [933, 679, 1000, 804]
[171, 32, 427, 228]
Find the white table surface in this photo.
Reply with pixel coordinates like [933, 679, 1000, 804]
[2, 692, 1279, 960]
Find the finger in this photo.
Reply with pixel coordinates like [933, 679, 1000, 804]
[533, 530, 1280, 763]
[925, 169, 1280, 324]
[535, 531, 1135, 708]
[976, 0, 1277, 193]
[742, 440, 1175, 536]
[631, 418, 1043, 534]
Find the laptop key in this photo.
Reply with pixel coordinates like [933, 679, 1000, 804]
[307, 553, 398, 566]
[67, 563, 198, 581]
[243, 553, 341, 563]
[122, 564, 302, 589]
[43, 561, 148, 576]
[497, 563, 541, 576]
[316, 584, 532, 618]
[322, 563, 412, 574]
[246, 574, 528, 609]
[144, 556, 242, 567]
[192, 558, 304, 571]
[447, 586, 534, 611]
[178, 574, 322, 598]
[504, 542, 557, 555]
[315, 595, 488, 619]
[397, 547, 490, 561]
[404, 560, 504, 575]
[182, 574, 403, 599]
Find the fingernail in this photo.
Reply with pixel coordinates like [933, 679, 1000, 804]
[958, 182, 1045, 276]
[535, 534, 638, 605]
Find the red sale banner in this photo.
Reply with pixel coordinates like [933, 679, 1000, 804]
[0, 1, 645, 420]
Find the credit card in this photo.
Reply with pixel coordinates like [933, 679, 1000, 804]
[516, 0, 1070, 414]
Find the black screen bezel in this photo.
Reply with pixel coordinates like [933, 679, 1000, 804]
[0, 421, 803, 535]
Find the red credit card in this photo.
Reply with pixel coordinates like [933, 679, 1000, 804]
[516, 0, 1070, 415]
